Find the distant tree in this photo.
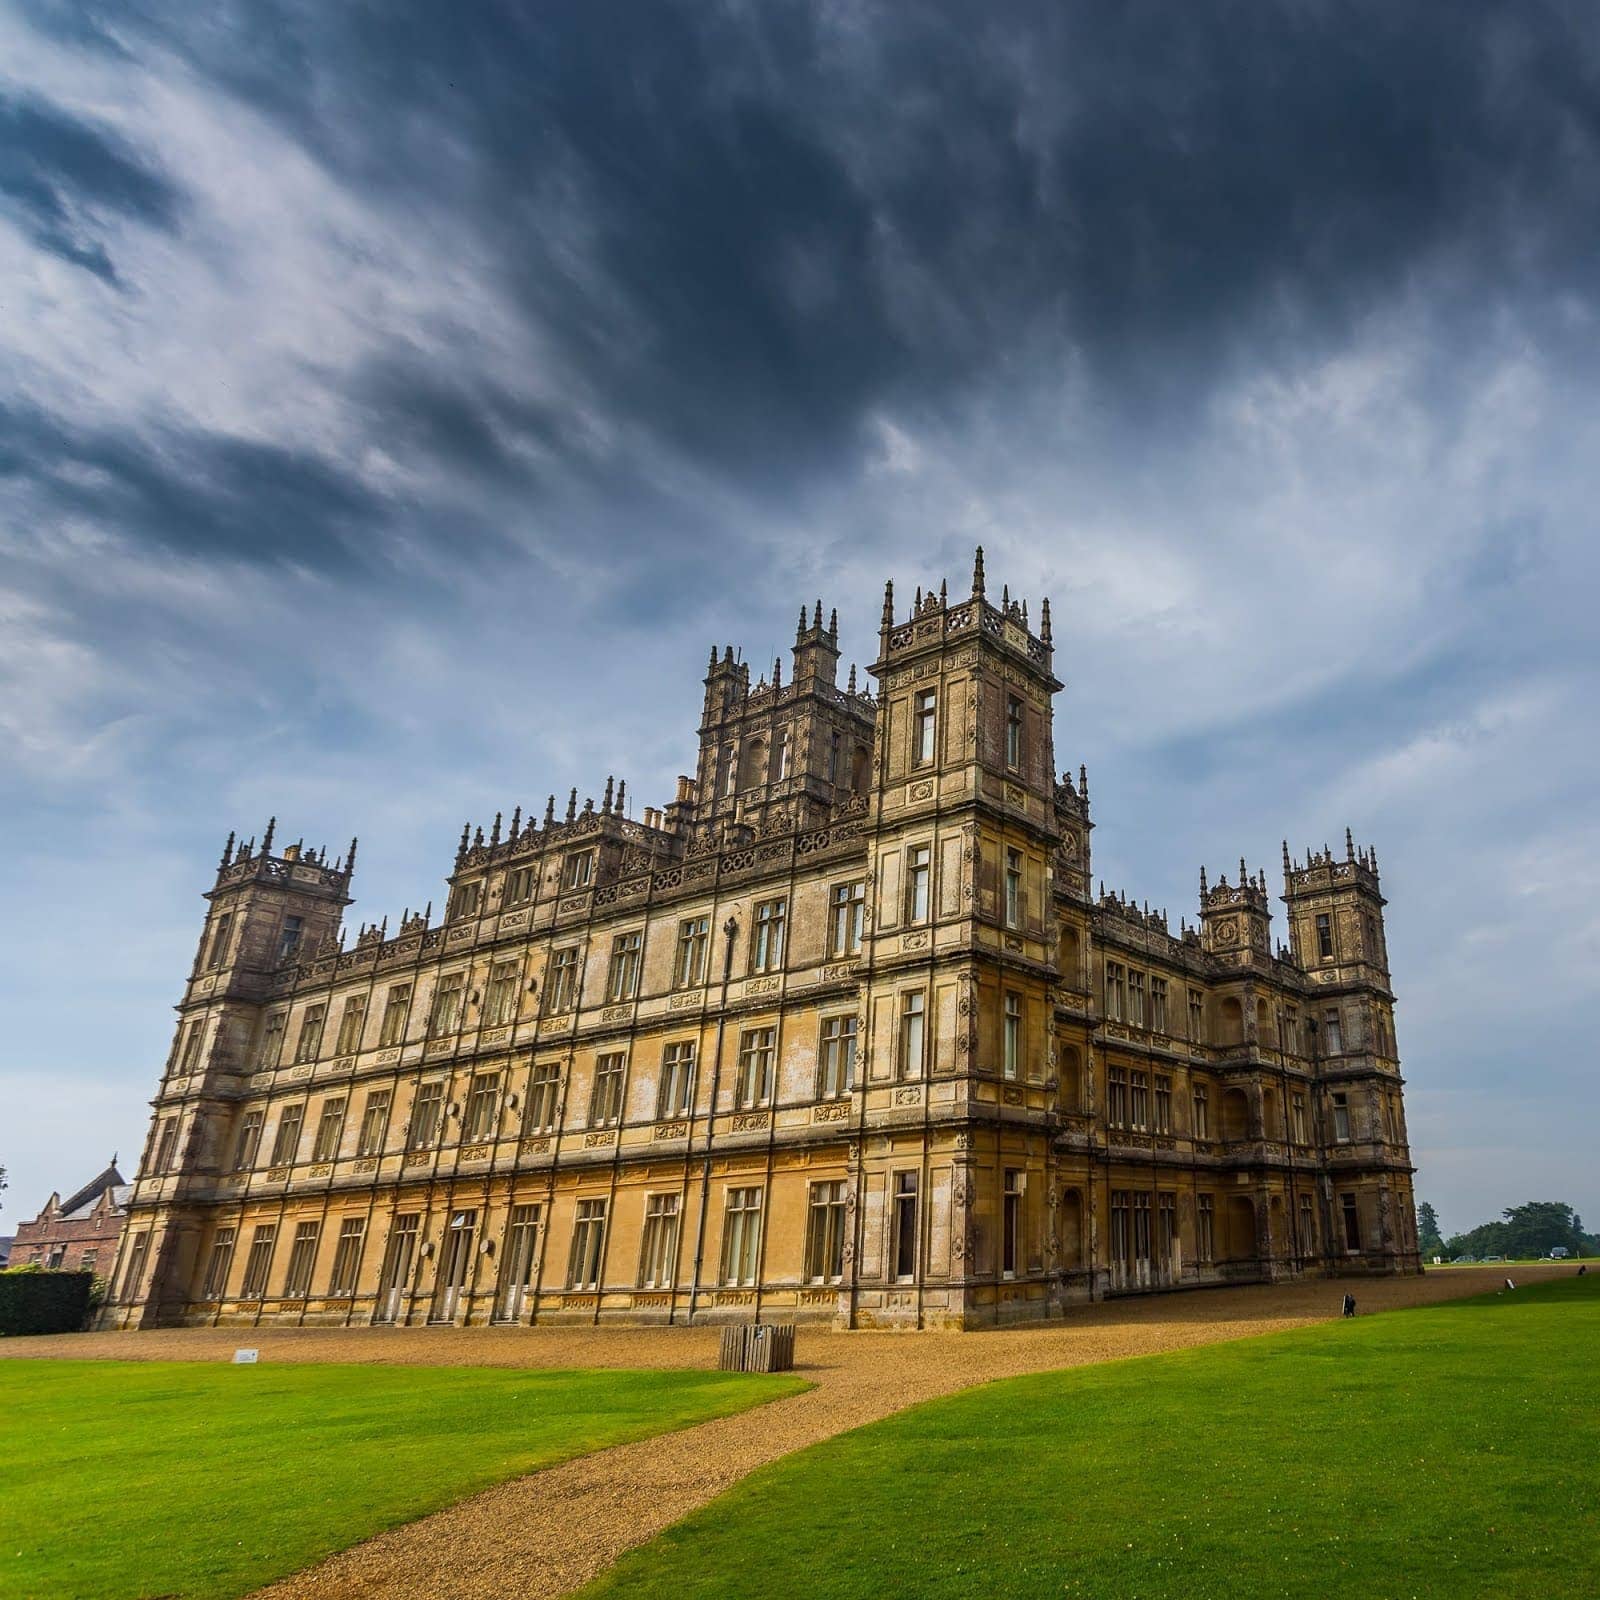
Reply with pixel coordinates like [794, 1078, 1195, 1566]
[1416, 1201, 1443, 1256]
[1444, 1202, 1591, 1259]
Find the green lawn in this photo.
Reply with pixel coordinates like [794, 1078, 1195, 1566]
[0, 1360, 804, 1600]
[587, 1278, 1600, 1600]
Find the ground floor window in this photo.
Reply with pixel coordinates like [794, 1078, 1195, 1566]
[328, 1217, 366, 1295]
[721, 1187, 764, 1286]
[1002, 1170, 1023, 1278]
[497, 1204, 542, 1318]
[1197, 1195, 1215, 1261]
[202, 1227, 236, 1299]
[283, 1221, 320, 1298]
[638, 1194, 681, 1289]
[239, 1225, 275, 1299]
[568, 1199, 608, 1290]
[893, 1172, 919, 1280]
[430, 1210, 477, 1321]
[1341, 1193, 1362, 1252]
[804, 1181, 847, 1282]
[1298, 1194, 1316, 1257]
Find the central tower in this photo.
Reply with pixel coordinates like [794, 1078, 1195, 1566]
[852, 550, 1063, 1325]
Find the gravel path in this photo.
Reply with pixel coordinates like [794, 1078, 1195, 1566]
[5, 1265, 1568, 1598]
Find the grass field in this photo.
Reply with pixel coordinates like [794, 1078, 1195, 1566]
[0, 1361, 804, 1600]
[587, 1278, 1600, 1600]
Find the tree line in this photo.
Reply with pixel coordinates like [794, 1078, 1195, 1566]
[1415, 1200, 1596, 1260]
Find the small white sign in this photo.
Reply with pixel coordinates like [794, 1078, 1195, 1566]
[232, 1348, 259, 1364]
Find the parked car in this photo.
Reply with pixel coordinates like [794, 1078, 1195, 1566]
[1549, 1247, 1570, 1259]
[1482, 1254, 1505, 1263]
[1452, 1255, 1476, 1263]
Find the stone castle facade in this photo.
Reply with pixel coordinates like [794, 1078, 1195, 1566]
[104, 553, 1418, 1331]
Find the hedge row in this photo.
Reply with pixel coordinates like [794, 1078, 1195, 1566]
[0, 1268, 95, 1336]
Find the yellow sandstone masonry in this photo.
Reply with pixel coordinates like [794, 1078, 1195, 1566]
[104, 553, 1417, 1332]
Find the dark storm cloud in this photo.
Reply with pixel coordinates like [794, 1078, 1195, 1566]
[0, 401, 387, 567]
[38, 1, 1600, 472]
[0, 89, 180, 281]
[9, 0, 1600, 554]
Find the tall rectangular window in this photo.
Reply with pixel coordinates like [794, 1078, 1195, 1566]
[752, 898, 787, 972]
[483, 961, 521, 1026]
[120, 1232, 152, 1301]
[1316, 913, 1334, 960]
[294, 1004, 326, 1063]
[1188, 989, 1204, 1042]
[805, 1180, 848, 1282]
[1005, 695, 1023, 769]
[505, 865, 537, 906]
[1331, 1092, 1352, 1143]
[1004, 848, 1023, 929]
[1002, 1169, 1023, 1277]
[283, 1221, 320, 1297]
[1107, 1066, 1129, 1126]
[239, 1225, 276, 1299]
[177, 1020, 205, 1074]
[1127, 971, 1146, 1028]
[674, 917, 710, 987]
[546, 948, 579, 1012]
[335, 995, 367, 1056]
[658, 1042, 696, 1119]
[312, 1096, 346, 1161]
[448, 880, 481, 921]
[431, 1210, 477, 1321]
[202, 1227, 236, 1299]
[527, 1061, 561, 1130]
[1151, 978, 1169, 1033]
[638, 1195, 681, 1289]
[1323, 1008, 1344, 1054]
[1158, 1193, 1178, 1269]
[428, 974, 465, 1036]
[1003, 991, 1022, 1080]
[357, 1089, 391, 1156]
[408, 1081, 445, 1148]
[1192, 1084, 1209, 1141]
[1130, 1070, 1150, 1129]
[497, 1204, 541, 1321]
[378, 984, 411, 1047]
[567, 1199, 608, 1289]
[233, 1109, 264, 1170]
[1283, 1008, 1300, 1054]
[152, 1116, 179, 1173]
[277, 915, 304, 964]
[721, 1187, 764, 1286]
[819, 1014, 857, 1097]
[563, 850, 594, 889]
[328, 1217, 366, 1295]
[1341, 1194, 1362, 1251]
[736, 1027, 775, 1108]
[1298, 1193, 1316, 1255]
[898, 991, 926, 1079]
[773, 726, 789, 781]
[906, 845, 932, 922]
[589, 1053, 627, 1127]
[830, 881, 865, 956]
[206, 913, 233, 969]
[269, 1104, 305, 1165]
[1197, 1195, 1215, 1260]
[913, 689, 937, 765]
[1291, 1094, 1309, 1144]
[606, 932, 643, 1002]
[1154, 1075, 1173, 1133]
[1105, 963, 1125, 1022]
[464, 1072, 501, 1140]
[893, 1173, 919, 1279]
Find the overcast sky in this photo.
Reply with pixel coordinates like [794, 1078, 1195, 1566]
[3, 2, 1597, 1240]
